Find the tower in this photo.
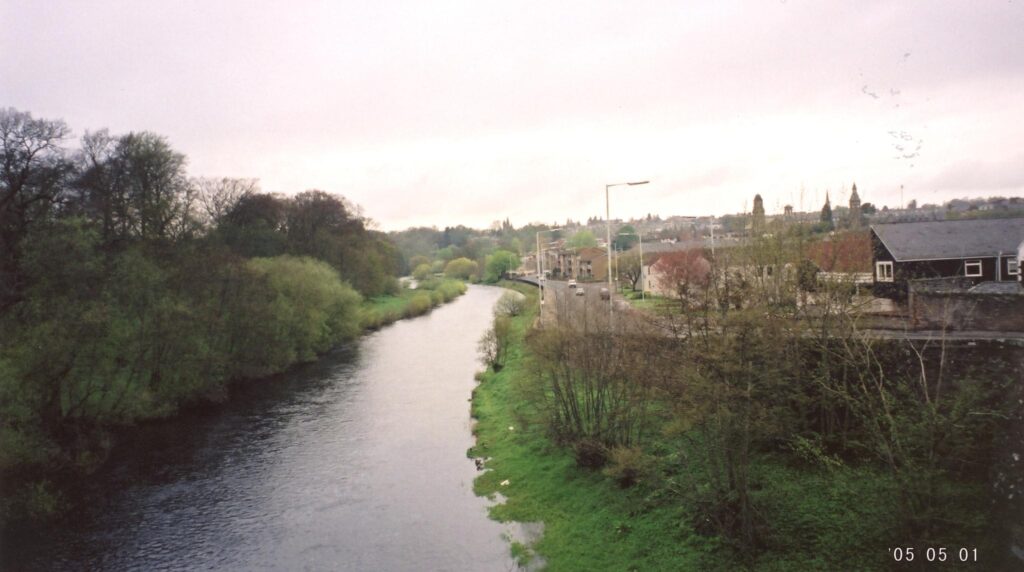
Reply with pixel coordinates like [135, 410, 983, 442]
[752, 194, 765, 235]
[848, 183, 862, 229]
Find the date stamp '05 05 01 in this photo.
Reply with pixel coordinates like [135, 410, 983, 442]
[889, 547, 979, 563]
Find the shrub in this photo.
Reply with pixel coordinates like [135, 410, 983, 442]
[478, 315, 512, 371]
[412, 263, 432, 281]
[429, 289, 444, 306]
[573, 438, 609, 469]
[404, 292, 433, 317]
[494, 291, 525, 317]
[602, 446, 652, 488]
[444, 257, 478, 280]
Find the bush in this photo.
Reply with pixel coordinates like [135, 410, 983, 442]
[602, 446, 652, 488]
[494, 291, 525, 317]
[412, 263, 432, 281]
[404, 292, 433, 318]
[478, 315, 512, 371]
[444, 257, 478, 280]
[573, 438, 609, 469]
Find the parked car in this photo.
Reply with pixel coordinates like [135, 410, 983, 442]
[568, 279, 578, 288]
[575, 287, 585, 296]
[599, 287, 610, 300]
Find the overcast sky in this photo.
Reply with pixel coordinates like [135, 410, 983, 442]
[2, 1, 1022, 230]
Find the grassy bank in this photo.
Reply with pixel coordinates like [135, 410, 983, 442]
[470, 282, 1007, 570]
[359, 278, 466, 331]
[470, 283, 703, 570]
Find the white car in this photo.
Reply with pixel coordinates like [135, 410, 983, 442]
[568, 279, 578, 288]
[575, 287, 585, 296]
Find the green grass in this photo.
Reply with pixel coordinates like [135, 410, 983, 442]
[359, 279, 466, 330]
[468, 281, 984, 571]
[621, 289, 674, 314]
[471, 283, 704, 571]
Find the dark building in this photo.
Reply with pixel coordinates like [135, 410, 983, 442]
[848, 183, 862, 229]
[751, 194, 765, 235]
[870, 217, 1024, 298]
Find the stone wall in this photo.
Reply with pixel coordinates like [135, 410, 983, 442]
[910, 280, 1024, 331]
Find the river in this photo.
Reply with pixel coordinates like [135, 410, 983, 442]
[2, 285, 516, 571]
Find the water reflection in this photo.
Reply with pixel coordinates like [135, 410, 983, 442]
[3, 286, 515, 572]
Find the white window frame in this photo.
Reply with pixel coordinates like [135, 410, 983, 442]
[964, 259, 982, 278]
[876, 261, 894, 282]
[1008, 257, 1020, 276]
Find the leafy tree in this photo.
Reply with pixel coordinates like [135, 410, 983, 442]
[483, 249, 520, 283]
[217, 193, 289, 258]
[567, 229, 597, 249]
[444, 257, 478, 280]
[613, 225, 638, 250]
[108, 132, 197, 242]
[246, 256, 362, 372]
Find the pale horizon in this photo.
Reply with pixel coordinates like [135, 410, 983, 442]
[3, 0, 1022, 231]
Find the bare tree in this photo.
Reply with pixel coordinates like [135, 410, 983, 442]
[193, 176, 259, 228]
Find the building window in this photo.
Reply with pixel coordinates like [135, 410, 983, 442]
[1008, 257, 1019, 276]
[876, 261, 893, 282]
[964, 260, 982, 277]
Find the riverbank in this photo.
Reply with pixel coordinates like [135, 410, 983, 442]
[470, 282, 702, 570]
[2, 284, 513, 570]
[470, 282, 1015, 570]
[0, 277, 466, 526]
[360, 278, 466, 330]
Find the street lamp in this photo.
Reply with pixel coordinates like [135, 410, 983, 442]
[619, 229, 644, 301]
[536, 227, 561, 304]
[605, 181, 648, 324]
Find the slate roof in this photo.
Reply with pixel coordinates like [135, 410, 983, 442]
[871, 218, 1024, 261]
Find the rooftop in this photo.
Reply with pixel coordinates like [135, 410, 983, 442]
[871, 217, 1024, 261]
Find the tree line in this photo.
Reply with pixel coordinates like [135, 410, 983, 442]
[0, 108, 402, 521]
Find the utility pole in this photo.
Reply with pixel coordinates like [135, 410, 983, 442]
[605, 181, 648, 328]
[536, 227, 560, 304]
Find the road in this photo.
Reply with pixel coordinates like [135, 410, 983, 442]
[534, 278, 643, 333]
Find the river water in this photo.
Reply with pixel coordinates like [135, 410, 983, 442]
[3, 285, 516, 571]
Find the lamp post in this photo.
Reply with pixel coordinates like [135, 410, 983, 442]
[619, 229, 644, 301]
[605, 181, 648, 325]
[536, 227, 561, 304]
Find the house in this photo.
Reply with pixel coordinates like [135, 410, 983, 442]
[575, 246, 608, 280]
[540, 245, 610, 280]
[870, 218, 1024, 298]
[644, 250, 712, 298]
